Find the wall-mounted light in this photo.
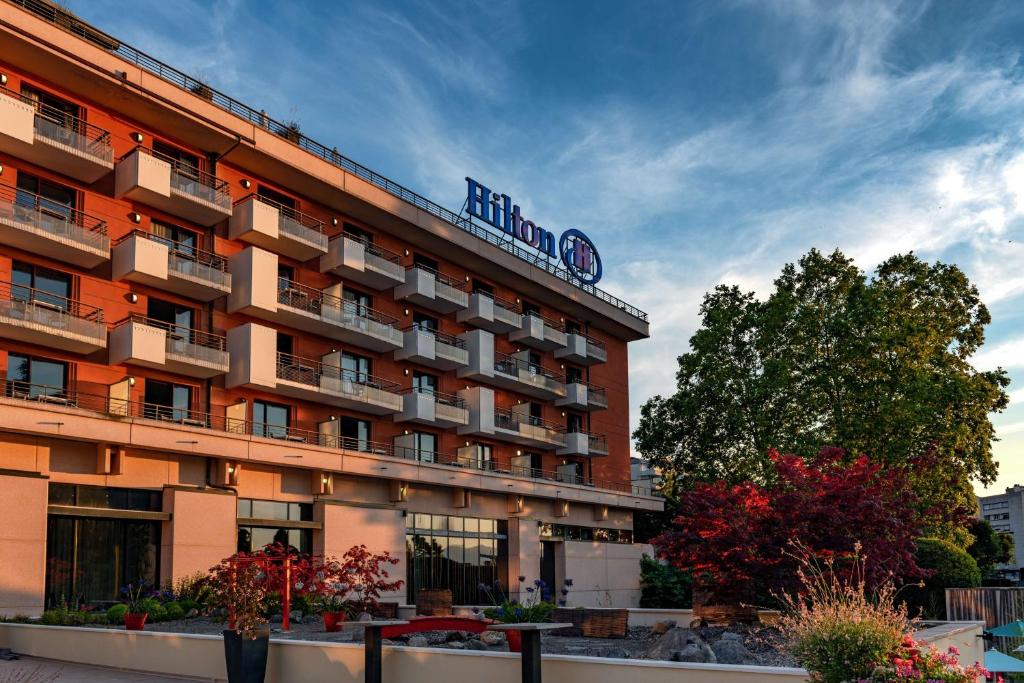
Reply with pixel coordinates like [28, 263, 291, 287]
[403, 368, 410, 376]
[465, 275, 470, 282]
[130, 131, 144, 143]
[403, 429, 410, 435]
[516, 449, 522, 456]
[561, 411, 566, 417]
[0, 74, 7, 86]
[126, 292, 139, 304]
[465, 441, 470, 447]
[330, 348, 337, 353]
[560, 364, 565, 369]
[332, 218, 339, 226]
[240, 179, 252, 189]
[227, 464, 236, 474]
[403, 308, 410, 316]
[0, 164, 4, 175]
[127, 376, 136, 387]
[329, 415, 337, 421]
[404, 249, 410, 257]
[129, 212, 142, 224]
[515, 297, 521, 304]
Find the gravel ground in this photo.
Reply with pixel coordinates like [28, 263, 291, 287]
[89, 617, 796, 665]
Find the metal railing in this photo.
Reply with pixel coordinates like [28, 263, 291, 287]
[494, 406, 566, 435]
[0, 280, 105, 337]
[342, 232, 402, 265]
[568, 331, 605, 351]
[473, 290, 520, 316]
[7, 0, 648, 323]
[241, 194, 326, 250]
[401, 386, 466, 410]
[115, 315, 227, 366]
[120, 230, 230, 288]
[584, 383, 608, 405]
[0, 85, 112, 161]
[494, 352, 563, 383]
[404, 325, 467, 350]
[408, 263, 466, 292]
[0, 183, 109, 251]
[277, 278, 401, 331]
[0, 378, 649, 495]
[275, 352, 402, 394]
[128, 146, 231, 211]
[522, 309, 565, 333]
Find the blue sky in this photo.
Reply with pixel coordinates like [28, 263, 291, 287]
[66, 0, 1024, 493]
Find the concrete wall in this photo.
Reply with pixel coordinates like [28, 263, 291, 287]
[316, 502, 407, 603]
[0, 472, 48, 617]
[562, 541, 649, 607]
[160, 486, 238, 584]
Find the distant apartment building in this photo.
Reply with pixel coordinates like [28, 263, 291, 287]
[631, 457, 662, 494]
[977, 485, 1024, 578]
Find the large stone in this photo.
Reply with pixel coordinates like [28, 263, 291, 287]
[651, 620, 676, 635]
[480, 631, 505, 646]
[720, 631, 744, 642]
[603, 648, 632, 659]
[465, 639, 489, 651]
[644, 628, 715, 662]
[711, 638, 756, 665]
[408, 635, 430, 648]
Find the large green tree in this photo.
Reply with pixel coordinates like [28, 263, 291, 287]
[635, 249, 1009, 526]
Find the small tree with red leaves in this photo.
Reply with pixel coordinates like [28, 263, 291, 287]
[304, 545, 402, 616]
[655, 446, 966, 606]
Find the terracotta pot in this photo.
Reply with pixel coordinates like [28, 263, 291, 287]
[124, 612, 148, 631]
[506, 630, 522, 653]
[323, 611, 346, 632]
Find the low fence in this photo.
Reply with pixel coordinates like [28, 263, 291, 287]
[947, 588, 1024, 628]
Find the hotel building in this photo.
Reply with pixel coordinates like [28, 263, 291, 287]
[0, 0, 658, 616]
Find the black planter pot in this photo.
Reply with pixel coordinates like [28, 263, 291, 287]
[223, 629, 270, 683]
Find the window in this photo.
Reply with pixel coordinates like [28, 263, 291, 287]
[343, 287, 372, 316]
[49, 483, 160, 511]
[143, 380, 191, 421]
[472, 280, 493, 295]
[529, 402, 543, 425]
[344, 224, 373, 242]
[21, 84, 80, 118]
[473, 444, 493, 470]
[557, 461, 582, 484]
[406, 514, 508, 606]
[151, 220, 198, 253]
[567, 413, 585, 433]
[276, 332, 293, 356]
[147, 298, 193, 335]
[512, 452, 542, 477]
[565, 320, 582, 334]
[277, 264, 295, 284]
[257, 185, 295, 209]
[253, 400, 290, 438]
[236, 498, 314, 555]
[521, 301, 540, 316]
[413, 432, 437, 462]
[6, 353, 67, 398]
[413, 253, 439, 271]
[340, 416, 370, 451]
[540, 523, 632, 545]
[413, 312, 437, 332]
[413, 371, 437, 394]
[16, 173, 76, 219]
[153, 140, 200, 179]
[528, 352, 542, 372]
[565, 366, 583, 384]
[12, 261, 71, 309]
[342, 352, 371, 382]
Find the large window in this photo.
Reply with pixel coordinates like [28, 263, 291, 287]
[539, 523, 633, 544]
[12, 261, 71, 309]
[16, 173, 76, 220]
[236, 498, 314, 554]
[340, 416, 370, 451]
[406, 514, 507, 606]
[341, 352, 371, 382]
[253, 400, 290, 438]
[411, 432, 437, 462]
[46, 484, 161, 607]
[143, 380, 192, 421]
[6, 353, 67, 398]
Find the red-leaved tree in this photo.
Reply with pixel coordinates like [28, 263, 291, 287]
[655, 446, 968, 605]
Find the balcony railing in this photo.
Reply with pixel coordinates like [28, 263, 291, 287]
[137, 146, 231, 211]
[522, 310, 564, 333]
[409, 263, 465, 294]
[345, 233, 402, 267]
[114, 314, 227, 366]
[494, 352, 563, 384]
[1, 86, 113, 162]
[475, 290, 520, 316]
[0, 183, 109, 252]
[402, 386, 466, 410]
[275, 351, 401, 393]
[586, 383, 608, 405]
[121, 230, 230, 288]
[242, 194, 326, 250]
[0, 279, 104, 332]
[277, 278, 401, 331]
[494, 406, 566, 436]
[0, 378, 651, 496]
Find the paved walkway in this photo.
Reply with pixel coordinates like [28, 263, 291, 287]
[0, 657, 207, 682]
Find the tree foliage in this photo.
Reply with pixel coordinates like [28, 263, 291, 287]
[654, 447, 967, 605]
[904, 538, 982, 619]
[966, 519, 1013, 576]
[635, 249, 1009, 524]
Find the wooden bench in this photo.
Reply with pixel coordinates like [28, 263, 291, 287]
[380, 616, 493, 638]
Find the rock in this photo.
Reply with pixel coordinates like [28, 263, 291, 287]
[603, 648, 631, 659]
[381, 639, 396, 647]
[408, 635, 429, 648]
[445, 630, 467, 642]
[720, 631, 744, 642]
[672, 643, 717, 664]
[651, 620, 676, 635]
[711, 639, 756, 665]
[464, 640, 488, 651]
[425, 631, 449, 646]
[357, 612, 372, 622]
[186, 608, 199, 619]
[269, 614, 282, 624]
[480, 630, 505, 646]
[447, 641, 466, 650]
[644, 628, 714, 662]
[289, 611, 303, 624]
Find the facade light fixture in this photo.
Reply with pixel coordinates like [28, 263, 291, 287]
[130, 131, 144, 143]
[240, 179, 252, 189]
[126, 292, 139, 304]
[129, 212, 142, 224]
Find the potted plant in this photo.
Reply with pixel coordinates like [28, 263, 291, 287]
[482, 577, 562, 652]
[305, 546, 402, 633]
[120, 581, 151, 631]
[208, 552, 273, 683]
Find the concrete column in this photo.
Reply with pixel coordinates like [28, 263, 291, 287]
[161, 486, 237, 584]
[507, 517, 541, 602]
[316, 502, 407, 603]
[0, 471, 48, 617]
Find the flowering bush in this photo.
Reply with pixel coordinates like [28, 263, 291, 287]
[207, 551, 275, 638]
[302, 545, 402, 616]
[858, 635, 987, 682]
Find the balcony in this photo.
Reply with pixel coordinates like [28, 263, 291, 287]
[226, 323, 402, 415]
[555, 333, 608, 365]
[0, 184, 109, 268]
[109, 315, 228, 378]
[113, 231, 231, 301]
[394, 327, 468, 371]
[115, 147, 232, 226]
[395, 388, 469, 428]
[228, 247, 402, 351]
[457, 387, 566, 450]
[558, 431, 609, 457]
[456, 292, 521, 333]
[457, 330, 566, 400]
[0, 87, 114, 183]
[320, 234, 404, 290]
[394, 264, 468, 313]
[229, 194, 327, 261]
[509, 312, 567, 351]
[556, 382, 608, 411]
[0, 280, 105, 353]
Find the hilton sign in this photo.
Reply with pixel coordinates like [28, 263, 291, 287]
[465, 177, 603, 285]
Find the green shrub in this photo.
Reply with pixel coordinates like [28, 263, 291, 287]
[903, 537, 981, 619]
[107, 603, 128, 623]
[40, 604, 87, 626]
[173, 572, 212, 605]
[139, 597, 167, 621]
[163, 601, 185, 621]
[179, 599, 199, 615]
[639, 554, 692, 608]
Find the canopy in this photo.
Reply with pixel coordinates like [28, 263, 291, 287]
[985, 649, 1024, 673]
[990, 622, 1024, 637]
